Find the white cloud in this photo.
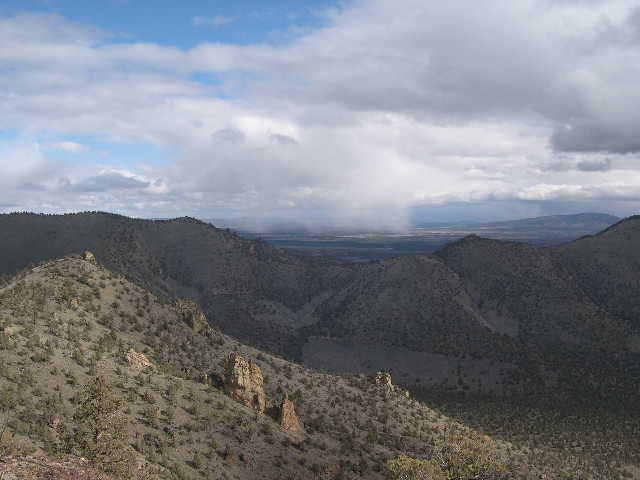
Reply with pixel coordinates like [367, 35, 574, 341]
[1, 3, 639, 225]
[51, 141, 92, 153]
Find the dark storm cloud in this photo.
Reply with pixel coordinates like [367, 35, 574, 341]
[543, 156, 613, 172]
[552, 122, 640, 154]
[576, 158, 612, 172]
[246, 1, 640, 155]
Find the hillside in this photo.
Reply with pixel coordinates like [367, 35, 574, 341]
[0, 212, 356, 356]
[436, 235, 625, 349]
[1, 254, 637, 478]
[559, 215, 640, 345]
[1, 212, 639, 406]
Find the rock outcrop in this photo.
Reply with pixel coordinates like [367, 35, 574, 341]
[278, 392, 304, 437]
[83, 251, 97, 264]
[373, 372, 394, 393]
[224, 352, 266, 413]
[175, 299, 208, 333]
[126, 349, 155, 371]
[48, 415, 61, 430]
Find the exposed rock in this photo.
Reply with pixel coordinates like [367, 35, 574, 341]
[48, 415, 61, 430]
[224, 352, 266, 413]
[278, 392, 304, 437]
[126, 348, 155, 371]
[175, 299, 208, 333]
[83, 251, 97, 263]
[373, 372, 394, 393]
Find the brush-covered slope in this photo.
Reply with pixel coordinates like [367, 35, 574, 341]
[1, 255, 637, 479]
[305, 254, 512, 356]
[0, 212, 355, 354]
[559, 216, 640, 343]
[436, 235, 625, 350]
[0, 254, 445, 479]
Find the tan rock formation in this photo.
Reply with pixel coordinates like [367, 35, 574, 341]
[48, 415, 61, 430]
[83, 251, 97, 263]
[224, 352, 266, 413]
[373, 372, 394, 393]
[175, 299, 208, 333]
[126, 349, 155, 371]
[278, 392, 304, 437]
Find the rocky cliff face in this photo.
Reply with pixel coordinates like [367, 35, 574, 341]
[278, 392, 304, 437]
[175, 299, 208, 333]
[223, 352, 266, 413]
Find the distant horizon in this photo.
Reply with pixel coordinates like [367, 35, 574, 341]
[1, 208, 624, 234]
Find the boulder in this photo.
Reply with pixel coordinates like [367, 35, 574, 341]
[126, 349, 155, 371]
[224, 352, 266, 413]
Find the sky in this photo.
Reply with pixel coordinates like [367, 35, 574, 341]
[1, 0, 640, 230]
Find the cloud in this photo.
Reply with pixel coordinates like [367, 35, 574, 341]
[68, 172, 150, 192]
[192, 15, 237, 28]
[51, 141, 92, 153]
[1, 4, 640, 226]
[576, 158, 612, 172]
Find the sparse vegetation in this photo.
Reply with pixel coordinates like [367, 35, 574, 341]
[0, 212, 639, 479]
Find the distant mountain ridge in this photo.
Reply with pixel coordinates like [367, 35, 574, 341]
[416, 212, 620, 230]
[479, 212, 619, 228]
[1, 211, 639, 405]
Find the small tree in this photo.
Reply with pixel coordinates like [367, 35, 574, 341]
[71, 376, 136, 478]
[387, 430, 508, 480]
[0, 411, 12, 456]
[433, 431, 508, 479]
[387, 455, 444, 480]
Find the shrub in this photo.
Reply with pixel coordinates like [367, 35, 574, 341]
[387, 430, 509, 480]
[69, 376, 137, 478]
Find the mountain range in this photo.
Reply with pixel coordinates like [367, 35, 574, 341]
[1, 211, 639, 478]
[0, 211, 638, 405]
